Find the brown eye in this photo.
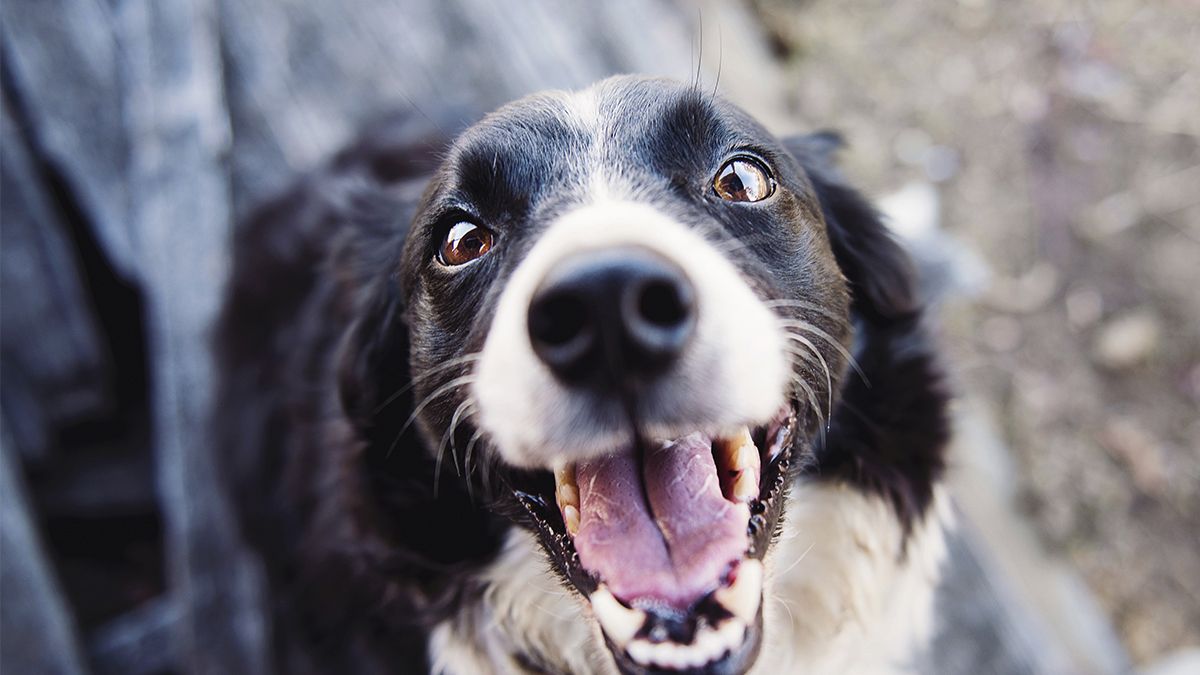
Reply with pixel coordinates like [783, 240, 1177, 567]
[713, 157, 775, 202]
[438, 222, 494, 266]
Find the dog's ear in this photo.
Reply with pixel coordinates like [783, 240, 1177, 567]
[782, 133, 948, 532]
[330, 112, 457, 427]
[783, 132, 917, 323]
[337, 271, 410, 428]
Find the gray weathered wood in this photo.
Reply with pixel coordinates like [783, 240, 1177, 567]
[927, 524, 1048, 675]
[88, 597, 179, 675]
[0, 427, 91, 675]
[216, 0, 716, 214]
[0, 0, 137, 280]
[116, 0, 270, 672]
[1, 99, 110, 462]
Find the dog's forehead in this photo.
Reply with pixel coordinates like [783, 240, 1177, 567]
[445, 77, 769, 201]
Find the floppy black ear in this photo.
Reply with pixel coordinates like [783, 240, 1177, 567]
[783, 132, 917, 323]
[330, 111, 458, 428]
[337, 274, 410, 428]
[783, 133, 949, 533]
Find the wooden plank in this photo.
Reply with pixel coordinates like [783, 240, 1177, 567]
[0, 0, 137, 280]
[116, 1, 270, 672]
[216, 0, 729, 214]
[0, 99, 110, 462]
[0, 426, 90, 675]
[87, 597, 179, 675]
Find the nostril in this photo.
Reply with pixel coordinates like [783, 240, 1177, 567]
[530, 292, 589, 346]
[529, 247, 696, 382]
[637, 278, 690, 329]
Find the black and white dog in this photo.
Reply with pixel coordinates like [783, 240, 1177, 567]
[216, 76, 951, 674]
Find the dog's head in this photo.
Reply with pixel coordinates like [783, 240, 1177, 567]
[340, 76, 915, 674]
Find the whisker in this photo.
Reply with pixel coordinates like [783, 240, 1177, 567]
[777, 320, 869, 387]
[434, 399, 476, 495]
[776, 541, 816, 579]
[463, 429, 484, 501]
[780, 332, 833, 422]
[533, 603, 569, 621]
[787, 372, 828, 445]
[373, 353, 482, 414]
[387, 374, 476, 457]
[771, 593, 798, 639]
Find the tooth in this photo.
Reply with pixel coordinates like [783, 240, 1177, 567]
[714, 559, 763, 624]
[556, 482, 578, 507]
[731, 469, 759, 502]
[555, 464, 579, 533]
[590, 586, 645, 647]
[720, 427, 754, 460]
[694, 624, 720, 661]
[555, 465, 577, 500]
[627, 639, 653, 665]
[562, 504, 580, 535]
[717, 427, 761, 502]
[733, 442, 760, 472]
[718, 618, 747, 652]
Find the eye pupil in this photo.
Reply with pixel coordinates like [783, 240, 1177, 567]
[439, 222, 494, 266]
[714, 158, 774, 202]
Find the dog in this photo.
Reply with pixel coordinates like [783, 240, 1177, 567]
[215, 75, 951, 675]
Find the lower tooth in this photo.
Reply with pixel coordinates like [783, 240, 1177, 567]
[714, 559, 763, 624]
[590, 586, 645, 647]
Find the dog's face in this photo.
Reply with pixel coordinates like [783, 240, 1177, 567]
[395, 76, 852, 674]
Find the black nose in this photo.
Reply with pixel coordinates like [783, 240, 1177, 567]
[527, 247, 696, 382]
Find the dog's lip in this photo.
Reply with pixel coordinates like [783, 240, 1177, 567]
[512, 406, 799, 674]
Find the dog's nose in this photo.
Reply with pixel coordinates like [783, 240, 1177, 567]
[527, 247, 696, 382]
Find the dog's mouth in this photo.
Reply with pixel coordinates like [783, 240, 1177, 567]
[513, 406, 799, 674]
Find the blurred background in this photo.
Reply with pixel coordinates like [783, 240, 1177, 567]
[2, 1, 1196, 673]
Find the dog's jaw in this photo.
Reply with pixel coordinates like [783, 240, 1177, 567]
[428, 487, 952, 675]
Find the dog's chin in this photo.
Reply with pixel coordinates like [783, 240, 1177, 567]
[507, 404, 802, 675]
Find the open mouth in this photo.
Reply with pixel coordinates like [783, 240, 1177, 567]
[513, 407, 799, 674]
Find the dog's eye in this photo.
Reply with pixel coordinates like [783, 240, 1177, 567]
[438, 222, 494, 266]
[713, 157, 774, 202]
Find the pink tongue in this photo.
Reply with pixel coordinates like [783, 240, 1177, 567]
[574, 432, 750, 610]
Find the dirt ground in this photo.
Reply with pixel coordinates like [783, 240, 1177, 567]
[749, 0, 1200, 664]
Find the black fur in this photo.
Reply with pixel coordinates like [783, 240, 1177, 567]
[214, 82, 949, 671]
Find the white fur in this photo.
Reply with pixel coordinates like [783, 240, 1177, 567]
[430, 485, 951, 674]
[753, 483, 951, 675]
[472, 200, 789, 469]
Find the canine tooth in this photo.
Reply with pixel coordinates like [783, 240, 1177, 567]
[555, 464, 580, 533]
[557, 483, 578, 508]
[714, 559, 764, 623]
[562, 504, 580, 535]
[555, 465, 577, 499]
[731, 469, 759, 502]
[590, 586, 644, 647]
[733, 442, 759, 472]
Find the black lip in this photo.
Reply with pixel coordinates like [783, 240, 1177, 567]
[607, 606, 765, 675]
[511, 407, 803, 674]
